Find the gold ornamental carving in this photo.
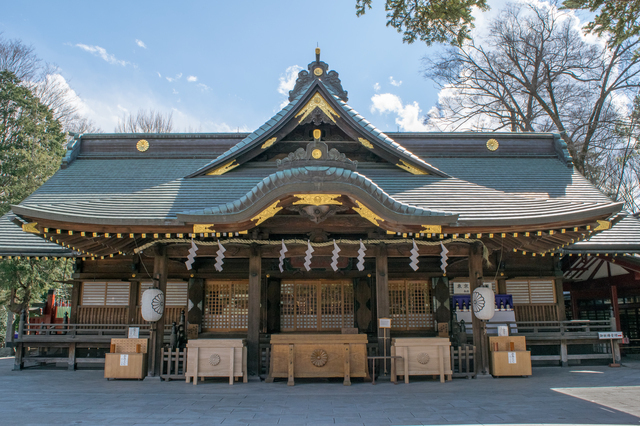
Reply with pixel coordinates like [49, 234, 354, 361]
[594, 220, 612, 231]
[358, 138, 373, 149]
[353, 201, 383, 226]
[22, 222, 40, 234]
[292, 194, 342, 206]
[312, 149, 322, 159]
[397, 159, 428, 175]
[313, 129, 322, 139]
[421, 225, 442, 234]
[261, 137, 277, 149]
[310, 349, 328, 367]
[486, 139, 499, 151]
[207, 159, 239, 176]
[313, 67, 323, 76]
[209, 353, 221, 366]
[193, 224, 216, 233]
[136, 139, 149, 152]
[295, 92, 340, 124]
[417, 353, 430, 365]
[251, 201, 282, 226]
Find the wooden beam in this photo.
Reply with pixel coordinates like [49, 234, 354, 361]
[468, 241, 489, 376]
[128, 281, 139, 324]
[247, 244, 261, 376]
[611, 283, 621, 332]
[69, 281, 80, 324]
[149, 244, 168, 378]
[375, 243, 389, 367]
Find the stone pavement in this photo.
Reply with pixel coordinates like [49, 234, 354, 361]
[1, 357, 639, 426]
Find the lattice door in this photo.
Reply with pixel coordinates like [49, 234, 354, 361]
[203, 280, 248, 332]
[281, 280, 354, 332]
[389, 280, 433, 330]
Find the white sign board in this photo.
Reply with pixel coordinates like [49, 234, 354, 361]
[598, 331, 623, 339]
[379, 318, 391, 329]
[454, 282, 470, 295]
[508, 352, 517, 364]
[120, 354, 129, 366]
[498, 326, 509, 336]
[128, 327, 140, 339]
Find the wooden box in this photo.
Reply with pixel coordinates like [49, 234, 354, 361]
[267, 334, 368, 386]
[104, 338, 148, 380]
[391, 337, 452, 383]
[489, 336, 532, 377]
[185, 339, 247, 385]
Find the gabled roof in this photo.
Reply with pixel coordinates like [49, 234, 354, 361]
[561, 212, 640, 254]
[186, 55, 448, 179]
[0, 213, 75, 257]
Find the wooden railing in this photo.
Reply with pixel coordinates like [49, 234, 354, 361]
[486, 319, 612, 339]
[77, 306, 127, 324]
[514, 304, 559, 322]
[17, 323, 172, 341]
[134, 307, 184, 325]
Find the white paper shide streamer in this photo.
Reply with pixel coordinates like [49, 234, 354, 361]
[214, 240, 226, 272]
[409, 239, 420, 271]
[330, 240, 341, 272]
[279, 239, 288, 273]
[304, 240, 314, 271]
[440, 242, 449, 275]
[185, 239, 198, 270]
[356, 240, 366, 271]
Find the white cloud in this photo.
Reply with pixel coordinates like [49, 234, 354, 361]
[370, 93, 430, 131]
[373, 82, 381, 92]
[156, 72, 161, 78]
[135, 39, 146, 49]
[197, 83, 210, 92]
[278, 65, 303, 108]
[172, 89, 179, 95]
[166, 76, 174, 82]
[389, 76, 402, 87]
[75, 44, 129, 66]
[187, 76, 197, 82]
[176, 73, 183, 80]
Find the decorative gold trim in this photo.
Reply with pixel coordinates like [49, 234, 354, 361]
[421, 225, 442, 234]
[353, 201, 383, 226]
[486, 139, 499, 151]
[313, 68, 323, 76]
[251, 201, 282, 226]
[594, 220, 612, 231]
[396, 159, 428, 175]
[292, 194, 342, 206]
[261, 137, 277, 149]
[295, 92, 340, 124]
[313, 129, 322, 140]
[312, 149, 322, 159]
[206, 159, 239, 175]
[22, 222, 39, 234]
[193, 224, 216, 233]
[358, 138, 373, 149]
[136, 139, 149, 152]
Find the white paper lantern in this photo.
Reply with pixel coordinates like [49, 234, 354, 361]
[141, 288, 164, 322]
[472, 286, 495, 320]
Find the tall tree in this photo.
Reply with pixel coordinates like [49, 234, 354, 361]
[423, 3, 640, 205]
[115, 109, 173, 133]
[356, 1, 640, 48]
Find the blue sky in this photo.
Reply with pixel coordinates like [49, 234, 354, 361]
[1, 0, 452, 133]
[2, 1, 589, 134]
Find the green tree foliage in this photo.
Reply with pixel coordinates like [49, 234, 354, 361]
[0, 70, 65, 214]
[357, 0, 640, 47]
[356, 0, 489, 46]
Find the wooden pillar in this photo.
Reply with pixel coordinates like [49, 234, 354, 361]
[69, 281, 81, 324]
[469, 242, 490, 377]
[128, 281, 140, 324]
[248, 244, 261, 376]
[555, 278, 566, 321]
[376, 243, 389, 368]
[611, 284, 621, 332]
[148, 244, 168, 378]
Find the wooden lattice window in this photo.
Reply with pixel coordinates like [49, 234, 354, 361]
[389, 280, 433, 330]
[81, 282, 130, 306]
[281, 280, 354, 332]
[202, 280, 248, 332]
[506, 279, 556, 304]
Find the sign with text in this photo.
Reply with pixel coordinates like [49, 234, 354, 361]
[498, 326, 509, 336]
[508, 352, 516, 364]
[128, 327, 140, 339]
[120, 354, 129, 366]
[598, 332, 623, 339]
[379, 318, 391, 329]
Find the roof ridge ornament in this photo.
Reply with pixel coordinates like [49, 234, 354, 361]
[289, 48, 348, 102]
[276, 129, 357, 171]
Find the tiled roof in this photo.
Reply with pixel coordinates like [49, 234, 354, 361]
[562, 213, 640, 253]
[0, 213, 74, 257]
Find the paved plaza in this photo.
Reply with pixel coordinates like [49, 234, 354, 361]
[1, 358, 639, 426]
